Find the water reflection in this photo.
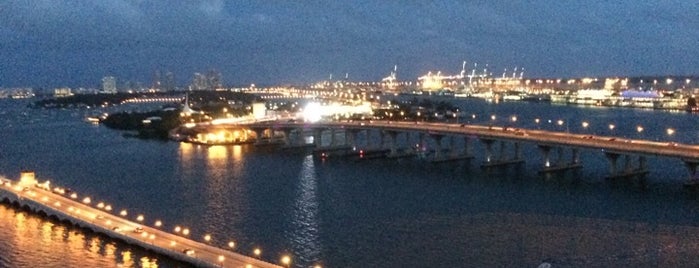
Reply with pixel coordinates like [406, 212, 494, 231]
[178, 142, 195, 171]
[207, 145, 228, 162]
[0, 205, 174, 267]
[203, 144, 246, 245]
[289, 155, 322, 263]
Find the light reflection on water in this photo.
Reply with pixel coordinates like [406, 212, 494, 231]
[0, 205, 184, 268]
[6, 98, 699, 267]
[288, 155, 322, 264]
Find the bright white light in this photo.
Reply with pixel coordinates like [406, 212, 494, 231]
[303, 103, 323, 123]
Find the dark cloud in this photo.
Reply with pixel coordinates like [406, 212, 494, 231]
[1, 1, 698, 87]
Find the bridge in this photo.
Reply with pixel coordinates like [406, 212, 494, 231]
[0, 172, 284, 268]
[244, 120, 699, 182]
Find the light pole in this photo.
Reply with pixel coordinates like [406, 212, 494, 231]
[582, 121, 589, 134]
[535, 118, 540, 129]
[636, 125, 644, 140]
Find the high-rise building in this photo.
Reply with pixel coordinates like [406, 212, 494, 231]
[207, 69, 222, 90]
[164, 71, 176, 91]
[191, 73, 208, 90]
[102, 76, 117, 93]
[152, 70, 162, 90]
[189, 70, 223, 91]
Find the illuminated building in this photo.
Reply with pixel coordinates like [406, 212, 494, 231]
[102, 76, 117, 94]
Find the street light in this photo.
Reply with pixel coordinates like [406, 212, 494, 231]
[154, 220, 162, 227]
[182, 228, 190, 236]
[174, 226, 182, 233]
[667, 128, 675, 136]
[557, 119, 568, 132]
[228, 241, 236, 249]
[281, 255, 291, 267]
[534, 118, 540, 129]
[120, 210, 127, 217]
[204, 234, 211, 242]
[253, 248, 261, 257]
[136, 214, 144, 222]
[609, 124, 615, 135]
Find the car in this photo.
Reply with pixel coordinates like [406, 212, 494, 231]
[183, 249, 195, 256]
[608, 138, 616, 141]
[133, 227, 144, 233]
[668, 142, 678, 147]
[112, 227, 121, 232]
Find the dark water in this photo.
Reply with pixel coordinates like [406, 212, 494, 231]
[2, 98, 699, 267]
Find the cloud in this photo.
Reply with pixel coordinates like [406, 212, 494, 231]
[0, 1, 698, 87]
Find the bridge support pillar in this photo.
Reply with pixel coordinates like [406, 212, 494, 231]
[683, 160, 699, 187]
[419, 133, 426, 153]
[462, 136, 472, 157]
[539, 145, 552, 168]
[572, 148, 580, 164]
[605, 152, 620, 176]
[385, 131, 399, 157]
[329, 129, 337, 146]
[481, 139, 524, 168]
[313, 129, 323, 148]
[295, 127, 305, 145]
[556, 147, 565, 166]
[347, 130, 358, 150]
[538, 145, 582, 173]
[251, 127, 267, 145]
[431, 134, 444, 161]
[482, 139, 495, 163]
[281, 129, 292, 146]
[605, 153, 648, 179]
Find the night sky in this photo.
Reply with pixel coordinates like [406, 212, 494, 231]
[1, 1, 698, 88]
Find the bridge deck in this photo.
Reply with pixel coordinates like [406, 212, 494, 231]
[244, 120, 699, 161]
[0, 180, 281, 268]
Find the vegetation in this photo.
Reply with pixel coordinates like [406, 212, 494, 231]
[101, 110, 182, 139]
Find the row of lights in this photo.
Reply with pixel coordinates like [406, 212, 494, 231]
[480, 114, 677, 137]
[45, 187, 314, 267]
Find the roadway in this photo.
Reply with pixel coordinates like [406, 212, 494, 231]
[0, 180, 281, 268]
[246, 120, 699, 161]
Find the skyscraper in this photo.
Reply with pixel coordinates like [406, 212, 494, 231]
[102, 76, 117, 93]
[164, 71, 176, 91]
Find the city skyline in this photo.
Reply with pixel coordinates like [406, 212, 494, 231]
[1, 1, 698, 88]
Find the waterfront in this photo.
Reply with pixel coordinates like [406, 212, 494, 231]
[3, 98, 699, 267]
